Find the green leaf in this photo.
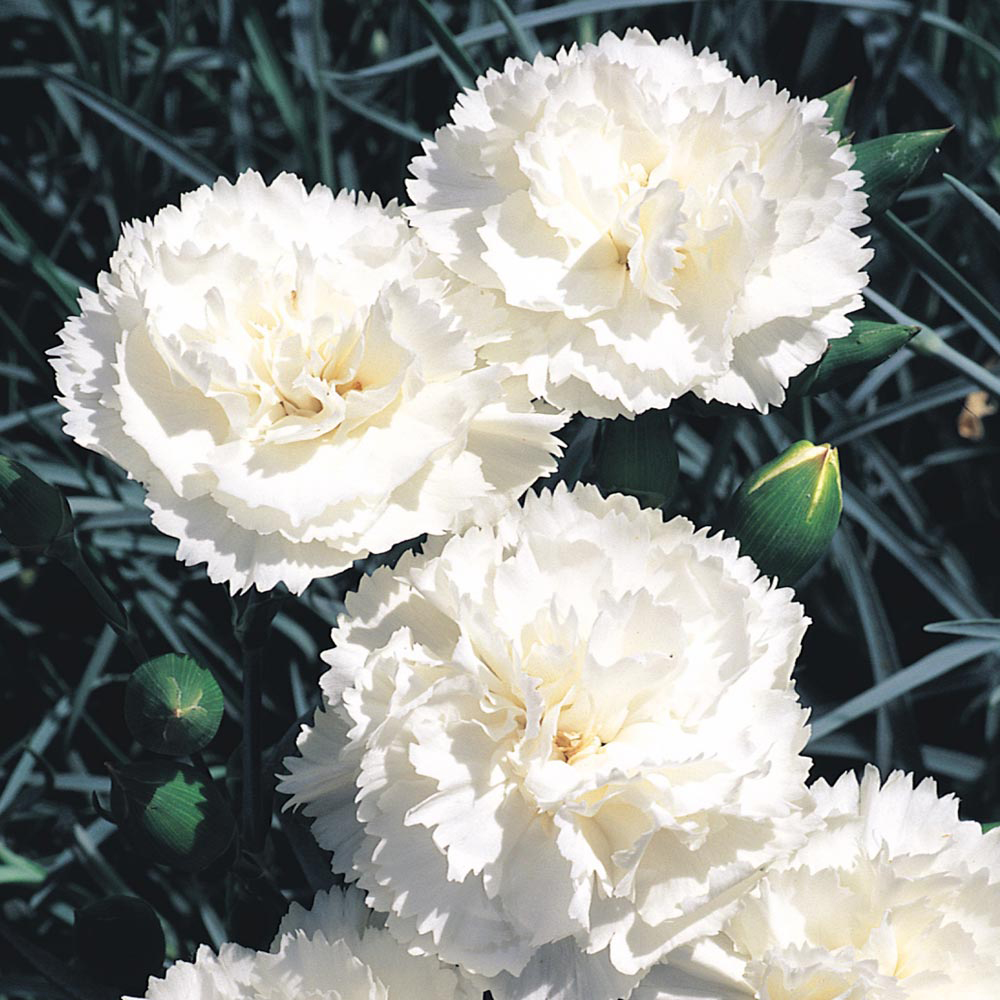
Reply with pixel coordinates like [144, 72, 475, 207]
[591, 410, 679, 509]
[0, 841, 46, 885]
[488, 0, 538, 61]
[853, 128, 951, 217]
[244, 10, 314, 176]
[925, 619, 1000, 641]
[942, 173, 1000, 251]
[791, 319, 919, 396]
[810, 639, 999, 741]
[108, 760, 235, 872]
[0, 455, 74, 551]
[411, 0, 480, 89]
[877, 211, 1000, 356]
[74, 896, 165, 996]
[724, 441, 842, 585]
[32, 63, 223, 186]
[821, 78, 855, 136]
[125, 654, 224, 756]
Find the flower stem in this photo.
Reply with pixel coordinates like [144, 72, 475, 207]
[232, 592, 282, 855]
[50, 533, 149, 663]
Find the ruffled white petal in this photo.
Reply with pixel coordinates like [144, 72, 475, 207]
[280, 484, 814, 996]
[127, 888, 479, 1000]
[50, 172, 567, 594]
[638, 766, 1000, 999]
[407, 29, 872, 417]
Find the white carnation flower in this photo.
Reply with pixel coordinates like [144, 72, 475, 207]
[50, 170, 566, 594]
[407, 29, 872, 417]
[128, 888, 480, 1000]
[636, 766, 1000, 999]
[280, 484, 814, 999]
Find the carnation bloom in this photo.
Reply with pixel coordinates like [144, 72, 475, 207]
[50, 170, 566, 593]
[635, 766, 1000, 999]
[407, 29, 872, 417]
[280, 484, 814, 999]
[129, 887, 479, 1000]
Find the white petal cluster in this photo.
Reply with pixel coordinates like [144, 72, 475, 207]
[280, 484, 814, 1000]
[50, 171, 566, 593]
[129, 888, 479, 1000]
[407, 29, 872, 417]
[636, 766, 1000, 999]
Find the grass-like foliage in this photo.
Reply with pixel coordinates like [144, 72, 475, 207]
[2, 1, 1000, 996]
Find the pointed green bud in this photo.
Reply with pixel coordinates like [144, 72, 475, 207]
[789, 319, 919, 396]
[854, 128, 951, 217]
[0, 456, 74, 551]
[821, 78, 855, 137]
[125, 654, 224, 756]
[74, 896, 165, 995]
[725, 440, 843, 585]
[108, 760, 235, 872]
[592, 409, 679, 509]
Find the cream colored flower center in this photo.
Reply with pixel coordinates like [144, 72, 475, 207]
[610, 169, 688, 306]
[553, 726, 605, 764]
[173, 267, 416, 448]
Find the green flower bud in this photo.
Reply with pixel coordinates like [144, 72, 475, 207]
[0, 456, 74, 551]
[821, 78, 855, 137]
[592, 409, 679, 509]
[108, 760, 235, 872]
[74, 896, 165, 995]
[125, 654, 224, 756]
[725, 440, 843, 585]
[854, 128, 951, 217]
[789, 319, 919, 397]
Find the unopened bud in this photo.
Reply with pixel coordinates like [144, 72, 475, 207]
[725, 440, 843, 585]
[108, 760, 235, 872]
[125, 654, 224, 757]
[0, 456, 74, 551]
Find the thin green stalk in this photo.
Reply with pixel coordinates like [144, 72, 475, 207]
[488, 0, 538, 61]
[49, 534, 148, 663]
[241, 640, 264, 853]
[865, 287, 1000, 398]
[411, 0, 479, 89]
[232, 593, 282, 855]
[856, 0, 932, 139]
[697, 412, 739, 510]
[313, 0, 335, 189]
[877, 211, 1000, 356]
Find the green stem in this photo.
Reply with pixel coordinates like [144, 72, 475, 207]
[698, 413, 739, 511]
[233, 592, 281, 855]
[241, 640, 264, 853]
[51, 534, 148, 663]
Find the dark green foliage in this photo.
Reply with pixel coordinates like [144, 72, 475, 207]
[74, 896, 165, 996]
[592, 410, 679, 509]
[2, 1, 1000, 993]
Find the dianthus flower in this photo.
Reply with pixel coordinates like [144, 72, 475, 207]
[407, 30, 872, 416]
[281, 485, 814, 999]
[635, 766, 1000, 999]
[51, 171, 565, 593]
